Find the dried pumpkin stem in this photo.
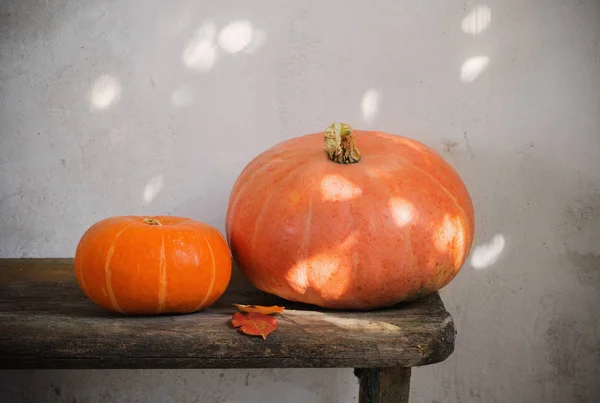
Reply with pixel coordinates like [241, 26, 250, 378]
[324, 122, 361, 164]
[143, 218, 162, 226]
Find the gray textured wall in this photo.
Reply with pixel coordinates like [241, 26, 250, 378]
[1, 0, 599, 402]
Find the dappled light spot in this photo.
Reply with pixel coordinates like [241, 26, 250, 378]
[471, 233, 505, 270]
[245, 28, 267, 54]
[435, 215, 467, 267]
[364, 167, 389, 178]
[361, 88, 380, 124]
[378, 133, 430, 154]
[285, 310, 324, 317]
[143, 175, 164, 204]
[286, 255, 337, 294]
[285, 231, 359, 297]
[320, 174, 362, 201]
[218, 20, 253, 54]
[461, 5, 491, 35]
[460, 56, 490, 83]
[340, 230, 360, 249]
[321, 316, 400, 332]
[307, 233, 360, 298]
[389, 198, 418, 227]
[90, 74, 121, 111]
[170, 86, 194, 107]
[435, 215, 458, 252]
[309, 256, 346, 291]
[284, 258, 309, 294]
[183, 21, 218, 72]
[453, 221, 467, 267]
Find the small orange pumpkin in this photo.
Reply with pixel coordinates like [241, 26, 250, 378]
[226, 122, 474, 310]
[74, 216, 231, 315]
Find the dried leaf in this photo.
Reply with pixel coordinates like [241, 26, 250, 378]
[231, 312, 277, 340]
[234, 304, 285, 315]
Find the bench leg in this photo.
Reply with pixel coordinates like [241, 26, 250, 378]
[354, 367, 411, 403]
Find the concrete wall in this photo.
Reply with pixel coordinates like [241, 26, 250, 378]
[1, 0, 599, 402]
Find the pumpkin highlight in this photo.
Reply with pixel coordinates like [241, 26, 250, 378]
[226, 122, 474, 310]
[74, 215, 231, 315]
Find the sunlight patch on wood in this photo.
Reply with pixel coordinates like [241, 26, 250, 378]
[321, 316, 401, 332]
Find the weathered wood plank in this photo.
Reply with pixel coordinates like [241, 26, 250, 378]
[0, 258, 456, 369]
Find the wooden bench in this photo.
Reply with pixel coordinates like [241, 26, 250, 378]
[0, 259, 456, 403]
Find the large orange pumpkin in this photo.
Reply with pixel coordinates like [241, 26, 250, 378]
[226, 122, 474, 310]
[74, 216, 231, 315]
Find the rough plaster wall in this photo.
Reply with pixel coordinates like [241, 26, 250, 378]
[1, 0, 599, 402]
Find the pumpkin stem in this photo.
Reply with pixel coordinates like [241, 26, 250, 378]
[143, 218, 162, 226]
[324, 122, 361, 164]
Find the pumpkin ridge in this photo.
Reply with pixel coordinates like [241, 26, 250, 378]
[104, 223, 133, 314]
[249, 160, 315, 271]
[364, 176, 421, 299]
[385, 162, 465, 292]
[192, 235, 217, 311]
[156, 226, 167, 314]
[298, 187, 315, 263]
[379, 179, 419, 279]
[295, 184, 318, 302]
[402, 158, 472, 231]
[226, 157, 285, 239]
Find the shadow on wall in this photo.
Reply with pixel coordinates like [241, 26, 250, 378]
[182, 19, 266, 73]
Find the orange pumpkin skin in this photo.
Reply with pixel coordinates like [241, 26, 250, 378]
[226, 124, 474, 310]
[74, 216, 231, 315]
